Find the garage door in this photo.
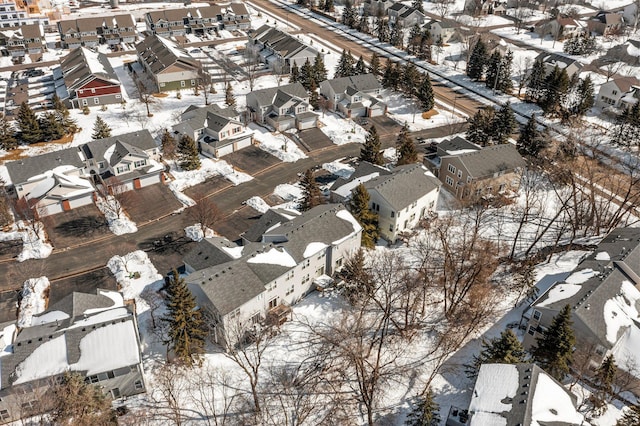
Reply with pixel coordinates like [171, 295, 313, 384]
[217, 144, 234, 157]
[139, 174, 161, 187]
[69, 194, 94, 209]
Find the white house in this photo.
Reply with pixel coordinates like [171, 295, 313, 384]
[319, 74, 386, 118]
[248, 25, 320, 74]
[596, 76, 640, 109]
[424, 20, 456, 43]
[246, 82, 317, 131]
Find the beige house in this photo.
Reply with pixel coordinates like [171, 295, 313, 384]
[596, 76, 640, 109]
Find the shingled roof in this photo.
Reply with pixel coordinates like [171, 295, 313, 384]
[136, 34, 199, 75]
[363, 164, 441, 211]
[322, 74, 382, 95]
[59, 47, 120, 91]
[443, 143, 525, 179]
[5, 148, 84, 185]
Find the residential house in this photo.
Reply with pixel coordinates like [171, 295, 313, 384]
[387, 2, 425, 27]
[136, 34, 202, 92]
[587, 11, 624, 36]
[331, 162, 441, 242]
[102, 14, 136, 46]
[2, 23, 44, 57]
[221, 3, 251, 31]
[521, 227, 640, 395]
[446, 363, 584, 426]
[600, 38, 640, 66]
[53, 47, 122, 109]
[363, 0, 394, 16]
[246, 82, 318, 131]
[424, 19, 456, 44]
[596, 76, 640, 108]
[185, 204, 362, 345]
[464, 0, 507, 16]
[248, 25, 320, 74]
[319, 74, 386, 118]
[58, 14, 136, 48]
[534, 52, 584, 78]
[171, 104, 253, 158]
[5, 130, 162, 216]
[145, 8, 187, 37]
[431, 138, 525, 199]
[0, 0, 48, 28]
[0, 289, 145, 424]
[534, 17, 585, 40]
[185, 5, 219, 35]
[145, 3, 250, 35]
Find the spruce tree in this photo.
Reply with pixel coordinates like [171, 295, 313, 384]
[396, 123, 418, 165]
[323, 0, 334, 12]
[466, 329, 526, 378]
[358, 10, 371, 34]
[300, 57, 315, 91]
[52, 94, 68, 117]
[290, 62, 300, 83]
[225, 82, 236, 108]
[408, 24, 423, 55]
[161, 129, 178, 159]
[313, 52, 328, 83]
[369, 52, 381, 76]
[526, 59, 547, 102]
[485, 50, 503, 91]
[335, 50, 356, 78]
[531, 304, 576, 381]
[517, 114, 546, 157]
[50, 372, 117, 425]
[575, 75, 594, 116]
[411, 0, 424, 13]
[355, 55, 368, 75]
[349, 183, 379, 248]
[466, 107, 496, 146]
[360, 125, 383, 165]
[617, 404, 640, 426]
[51, 95, 77, 134]
[493, 103, 517, 144]
[418, 74, 434, 111]
[178, 134, 201, 171]
[389, 21, 404, 48]
[540, 66, 569, 116]
[405, 388, 440, 426]
[16, 101, 42, 144]
[342, 0, 357, 28]
[467, 38, 488, 81]
[376, 16, 390, 43]
[420, 29, 433, 62]
[340, 247, 374, 301]
[39, 111, 65, 141]
[402, 62, 421, 95]
[0, 114, 17, 150]
[91, 116, 112, 140]
[382, 58, 395, 88]
[163, 270, 207, 367]
[498, 50, 514, 93]
[300, 168, 322, 211]
[592, 354, 616, 412]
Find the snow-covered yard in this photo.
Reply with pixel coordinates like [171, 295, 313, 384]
[249, 124, 308, 162]
[318, 113, 368, 145]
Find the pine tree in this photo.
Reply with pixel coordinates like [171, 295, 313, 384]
[485, 50, 503, 91]
[313, 52, 328, 83]
[309, 80, 319, 109]
[376, 16, 390, 43]
[290, 62, 300, 83]
[389, 21, 404, 48]
[178, 134, 201, 171]
[358, 10, 371, 34]
[467, 38, 488, 81]
[16, 101, 42, 144]
[50, 372, 117, 425]
[498, 50, 514, 93]
[0, 114, 17, 150]
[323, 0, 334, 12]
[300, 168, 322, 211]
[411, 0, 424, 13]
[418, 74, 434, 111]
[163, 270, 207, 367]
[420, 29, 433, 62]
[51, 94, 77, 134]
[526, 59, 547, 102]
[493, 103, 517, 144]
[369, 52, 381, 76]
[466, 329, 526, 378]
[335, 50, 356, 78]
[360, 125, 383, 165]
[52, 94, 68, 117]
[382, 58, 395, 88]
[617, 404, 640, 426]
[575, 75, 594, 116]
[402, 62, 421, 95]
[466, 107, 496, 146]
[225, 82, 236, 108]
[531, 304, 576, 381]
[540, 66, 569, 116]
[342, 0, 357, 28]
[396, 123, 418, 165]
[591, 354, 616, 413]
[349, 183, 379, 248]
[611, 102, 640, 148]
[517, 114, 546, 157]
[408, 24, 423, 55]
[405, 388, 440, 426]
[355, 55, 368, 75]
[300, 57, 315, 91]
[340, 248, 374, 301]
[161, 129, 178, 159]
[91, 116, 112, 140]
[39, 111, 65, 141]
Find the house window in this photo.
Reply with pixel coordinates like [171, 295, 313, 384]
[94, 98, 100, 104]
[134, 159, 147, 168]
[21, 401, 37, 411]
[286, 284, 294, 295]
[445, 176, 454, 186]
[86, 374, 99, 383]
[191, 79, 195, 86]
[533, 310, 541, 321]
[110, 388, 121, 399]
[527, 325, 536, 336]
[78, 89, 83, 94]
[0, 410, 9, 421]
[457, 170, 462, 179]
[228, 308, 240, 319]
[116, 94, 121, 99]
[612, 90, 618, 96]
[250, 312, 261, 324]
[268, 297, 278, 309]
[82, 99, 88, 106]
[98, 161, 105, 169]
[91, 88, 96, 93]
[116, 164, 130, 174]
[389, 224, 393, 231]
[390, 211, 395, 218]
[180, 81, 186, 87]
[467, 176, 472, 183]
[160, 82, 166, 87]
[316, 265, 324, 276]
[134, 380, 144, 390]
[447, 164, 456, 174]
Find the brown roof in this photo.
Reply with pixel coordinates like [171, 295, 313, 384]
[612, 76, 640, 93]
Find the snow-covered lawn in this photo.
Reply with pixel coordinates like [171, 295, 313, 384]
[249, 124, 307, 162]
[318, 113, 368, 145]
[385, 92, 467, 131]
[17, 277, 50, 328]
[95, 195, 138, 236]
[0, 221, 54, 262]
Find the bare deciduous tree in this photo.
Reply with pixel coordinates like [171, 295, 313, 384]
[187, 194, 222, 236]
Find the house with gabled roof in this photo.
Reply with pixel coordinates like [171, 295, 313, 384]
[185, 204, 362, 344]
[53, 47, 122, 109]
[363, 0, 394, 15]
[596, 76, 640, 109]
[446, 363, 584, 426]
[2, 23, 45, 58]
[387, 2, 426, 27]
[600, 38, 640, 66]
[145, 3, 250, 36]
[424, 19, 457, 44]
[534, 52, 583, 79]
[587, 11, 624, 36]
[136, 34, 202, 92]
[246, 82, 318, 131]
[248, 25, 320, 74]
[171, 104, 253, 158]
[144, 8, 187, 37]
[522, 227, 640, 394]
[101, 14, 137, 46]
[319, 74, 387, 118]
[0, 289, 145, 424]
[535, 17, 585, 40]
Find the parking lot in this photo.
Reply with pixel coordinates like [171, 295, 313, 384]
[42, 204, 110, 250]
[119, 184, 184, 224]
[224, 145, 281, 175]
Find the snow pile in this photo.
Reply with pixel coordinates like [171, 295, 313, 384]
[0, 324, 16, 351]
[333, 172, 380, 198]
[603, 280, 640, 344]
[95, 195, 138, 235]
[245, 196, 270, 213]
[611, 324, 640, 378]
[537, 283, 582, 307]
[319, 113, 368, 145]
[15, 221, 53, 262]
[468, 364, 518, 425]
[247, 247, 297, 267]
[595, 251, 611, 261]
[564, 268, 597, 284]
[322, 160, 355, 178]
[107, 251, 163, 303]
[273, 183, 304, 203]
[530, 373, 585, 425]
[221, 245, 244, 259]
[251, 125, 307, 162]
[382, 147, 398, 162]
[184, 224, 216, 242]
[17, 277, 50, 328]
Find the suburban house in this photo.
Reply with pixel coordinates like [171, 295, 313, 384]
[600, 38, 640, 66]
[171, 104, 253, 158]
[185, 204, 362, 344]
[144, 9, 187, 37]
[446, 363, 584, 426]
[247, 25, 320, 74]
[218, 3, 251, 31]
[145, 3, 250, 35]
[424, 20, 457, 44]
[58, 14, 136, 48]
[464, 0, 508, 16]
[53, 47, 122, 109]
[596, 76, 640, 109]
[5, 130, 162, 216]
[534, 17, 585, 40]
[1, 23, 44, 58]
[331, 163, 441, 242]
[387, 3, 426, 27]
[136, 34, 202, 92]
[246, 82, 318, 131]
[101, 14, 137, 46]
[0, 289, 145, 424]
[521, 227, 640, 393]
[363, 0, 394, 16]
[319, 74, 387, 118]
[587, 11, 625, 36]
[428, 137, 526, 200]
[534, 52, 584, 78]
[0, 0, 49, 28]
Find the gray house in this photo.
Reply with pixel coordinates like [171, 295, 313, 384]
[246, 82, 317, 131]
[248, 25, 320, 74]
[319, 74, 386, 118]
[534, 52, 584, 79]
[0, 289, 145, 424]
[387, 3, 426, 27]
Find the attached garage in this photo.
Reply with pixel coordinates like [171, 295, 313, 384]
[216, 143, 235, 157]
[296, 112, 318, 130]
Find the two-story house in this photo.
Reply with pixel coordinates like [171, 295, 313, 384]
[248, 25, 320, 74]
[102, 14, 136, 46]
[145, 3, 250, 36]
[171, 104, 253, 158]
[136, 34, 202, 92]
[0, 289, 146, 424]
[2, 23, 44, 58]
[53, 47, 122, 109]
[363, 0, 394, 16]
[521, 227, 640, 395]
[58, 14, 136, 48]
[587, 10, 624, 36]
[534, 17, 585, 40]
[534, 52, 584, 79]
[246, 82, 318, 131]
[0, 0, 48, 28]
[144, 9, 188, 37]
[596, 76, 640, 109]
[424, 19, 457, 44]
[319, 74, 387, 118]
[387, 2, 426, 27]
[185, 204, 362, 345]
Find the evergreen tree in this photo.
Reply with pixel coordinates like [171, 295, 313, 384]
[389, 21, 404, 48]
[376, 16, 390, 43]
[493, 103, 517, 144]
[300, 168, 322, 211]
[39, 111, 65, 141]
[177, 134, 201, 171]
[360, 125, 383, 165]
[0, 114, 17, 150]
[290, 62, 300, 83]
[405, 388, 440, 426]
[526, 59, 547, 102]
[591, 354, 616, 413]
[340, 248, 374, 301]
[358, 10, 371, 34]
[300, 57, 315, 91]
[52, 93, 68, 117]
[467, 38, 488, 81]
[418, 74, 435, 111]
[342, 0, 357, 28]
[313, 52, 328, 83]
[402, 62, 421, 95]
[396, 123, 418, 165]
[617, 404, 640, 426]
[91, 116, 112, 140]
[16, 101, 42, 144]
[161, 129, 178, 159]
[485, 50, 503, 91]
[323, 0, 334, 12]
[51, 94, 77, 134]
[498, 50, 514, 93]
[531, 304, 576, 381]
[539, 66, 569, 116]
[411, 0, 424, 13]
[50, 372, 117, 425]
[225, 82, 236, 108]
[369, 52, 381, 76]
[466, 329, 526, 378]
[611, 102, 640, 148]
[382, 58, 395, 88]
[466, 107, 496, 146]
[349, 183, 379, 248]
[575, 75, 594, 116]
[335, 50, 356, 78]
[163, 270, 207, 367]
[517, 114, 546, 157]
[309, 80, 320, 109]
[354, 55, 368, 75]
[408, 24, 423, 55]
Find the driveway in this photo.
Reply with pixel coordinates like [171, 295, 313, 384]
[184, 175, 230, 200]
[42, 203, 109, 250]
[120, 184, 184, 224]
[224, 145, 281, 175]
[49, 268, 118, 306]
[298, 128, 334, 151]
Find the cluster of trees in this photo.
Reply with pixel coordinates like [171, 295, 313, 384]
[382, 60, 434, 111]
[465, 103, 517, 146]
[333, 50, 368, 79]
[160, 130, 201, 171]
[466, 39, 514, 94]
[610, 102, 640, 148]
[407, 24, 434, 61]
[563, 33, 597, 56]
[291, 53, 328, 91]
